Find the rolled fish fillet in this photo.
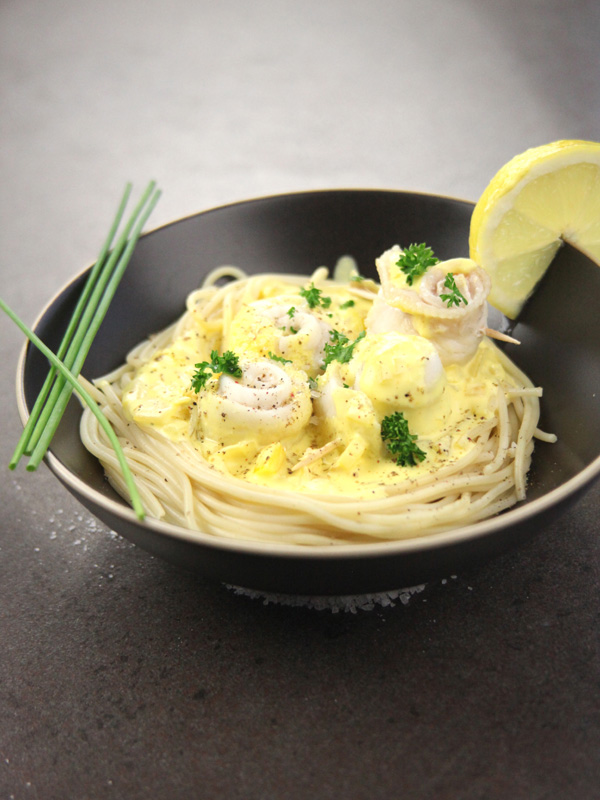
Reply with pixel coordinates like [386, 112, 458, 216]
[368, 247, 492, 365]
[313, 364, 382, 456]
[349, 331, 446, 416]
[259, 300, 331, 358]
[225, 296, 331, 376]
[196, 358, 312, 446]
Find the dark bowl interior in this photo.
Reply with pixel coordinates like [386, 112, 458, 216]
[19, 190, 600, 595]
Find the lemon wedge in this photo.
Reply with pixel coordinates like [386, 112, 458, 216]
[469, 139, 600, 318]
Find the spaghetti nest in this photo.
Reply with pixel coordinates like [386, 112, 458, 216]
[80, 264, 551, 546]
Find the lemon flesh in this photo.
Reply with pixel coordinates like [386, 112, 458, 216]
[469, 140, 600, 318]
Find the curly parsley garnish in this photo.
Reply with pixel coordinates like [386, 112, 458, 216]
[380, 411, 426, 467]
[322, 329, 366, 368]
[190, 349, 242, 392]
[300, 283, 332, 309]
[396, 243, 439, 286]
[339, 299, 355, 309]
[440, 273, 468, 308]
[268, 351, 292, 364]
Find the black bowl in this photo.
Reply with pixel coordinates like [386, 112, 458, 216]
[17, 190, 600, 595]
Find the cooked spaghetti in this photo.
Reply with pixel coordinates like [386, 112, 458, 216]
[79, 247, 554, 545]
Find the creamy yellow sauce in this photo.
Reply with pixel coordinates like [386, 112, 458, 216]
[121, 273, 516, 500]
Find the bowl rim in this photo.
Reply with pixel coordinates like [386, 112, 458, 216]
[14, 188, 600, 561]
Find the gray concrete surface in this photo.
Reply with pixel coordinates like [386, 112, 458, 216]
[1, 1, 599, 798]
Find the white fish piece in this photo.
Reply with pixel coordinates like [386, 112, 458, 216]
[313, 363, 382, 459]
[368, 248, 492, 365]
[256, 299, 331, 365]
[226, 296, 332, 376]
[313, 364, 343, 419]
[366, 293, 414, 336]
[197, 357, 312, 446]
[220, 361, 294, 414]
[350, 331, 446, 415]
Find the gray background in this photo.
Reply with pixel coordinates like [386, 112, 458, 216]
[1, 1, 599, 798]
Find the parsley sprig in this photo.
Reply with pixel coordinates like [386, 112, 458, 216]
[440, 273, 468, 308]
[381, 411, 426, 467]
[190, 349, 242, 392]
[322, 329, 365, 368]
[300, 283, 332, 309]
[396, 243, 439, 286]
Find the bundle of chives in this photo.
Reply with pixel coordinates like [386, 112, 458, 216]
[1, 181, 162, 520]
[0, 300, 145, 520]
